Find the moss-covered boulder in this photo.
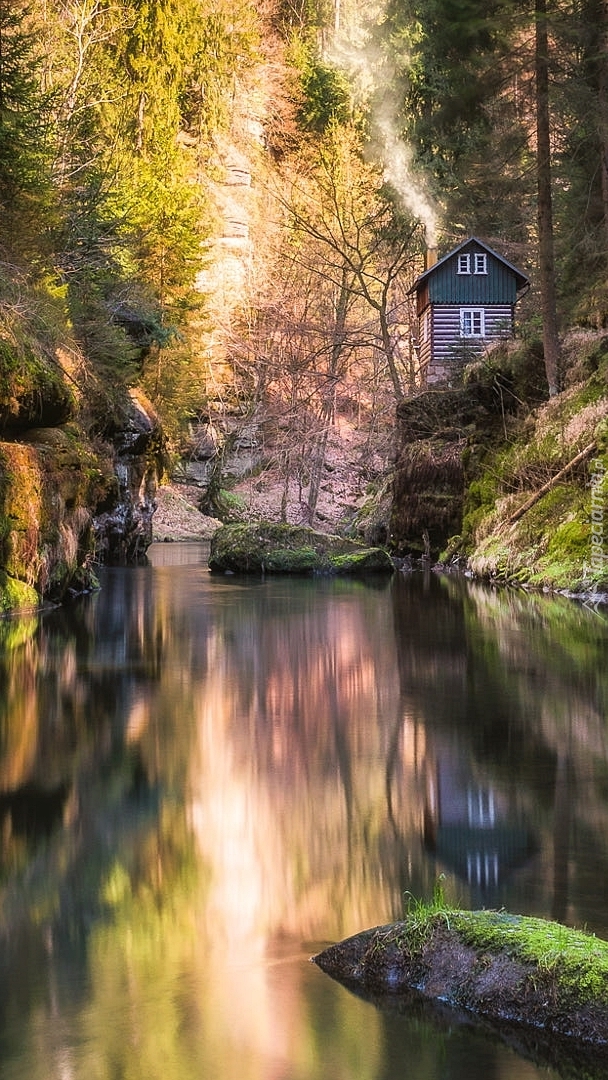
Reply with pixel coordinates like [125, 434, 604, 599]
[313, 909, 608, 1045]
[0, 437, 112, 606]
[208, 522, 394, 575]
[0, 389, 163, 610]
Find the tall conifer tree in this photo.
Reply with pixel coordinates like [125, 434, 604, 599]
[0, 0, 53, 256]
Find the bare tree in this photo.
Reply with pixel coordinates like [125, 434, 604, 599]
[276, 123, 424, 404]
[226, 249, 373, 524]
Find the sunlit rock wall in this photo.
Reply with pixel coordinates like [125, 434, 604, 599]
[0, 348, 163, 610]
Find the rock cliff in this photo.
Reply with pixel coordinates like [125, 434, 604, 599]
[0, 342, 163, 612]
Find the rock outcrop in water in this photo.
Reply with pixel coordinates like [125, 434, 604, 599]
[313, 909, 608, 1046]
[209, 522, 394, 575]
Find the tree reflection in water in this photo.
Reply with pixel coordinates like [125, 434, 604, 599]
[0, 548, 606, 1080]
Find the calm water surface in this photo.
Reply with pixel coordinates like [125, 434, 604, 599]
[1, 543, 608, 1080]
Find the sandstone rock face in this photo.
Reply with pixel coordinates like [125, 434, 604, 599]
[92, 389, 163, 565]
[0, 355, 163, 610]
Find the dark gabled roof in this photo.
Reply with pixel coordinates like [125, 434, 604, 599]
[409, 236, 530, 295]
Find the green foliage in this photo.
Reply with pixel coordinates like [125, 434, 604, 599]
[549, 0, 608, 325]
[0, 0, 261, 432]
[182, 2, 261, 143]
[272, 0, 333, 37]
[288, 36, 351, 132]
[451, 910, 608, 1004]
[404, 875, 452, 926]
[371, 0, 608, 333]
[378, 0, 534, 240]
[0, 0, 56, 256]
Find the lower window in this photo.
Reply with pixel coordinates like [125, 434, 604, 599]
[460, 308, 485, 337]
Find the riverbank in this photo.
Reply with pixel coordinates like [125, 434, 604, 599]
[153, 330, 608, 602]
[389, 332, 608, 597]
[152, 484, 222, 541]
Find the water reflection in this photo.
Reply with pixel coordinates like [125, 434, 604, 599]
[0, 548, 607, 1080]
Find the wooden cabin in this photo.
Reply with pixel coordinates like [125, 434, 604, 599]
[409, 237, 530, 387]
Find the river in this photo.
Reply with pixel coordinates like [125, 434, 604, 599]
[0, 543, 607, 1080]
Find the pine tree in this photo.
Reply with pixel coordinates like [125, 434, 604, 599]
[0, 0, 54, 256]
[382, 0, 534, 242]
[551, 0, 608, 326]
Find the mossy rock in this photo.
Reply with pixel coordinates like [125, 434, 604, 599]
[0, 436, 114, 607]
[313, 909, 608, 1046]
[208, 522, 394, 576]
[0, 571, 39, 613]
[0, 341, 75, 434]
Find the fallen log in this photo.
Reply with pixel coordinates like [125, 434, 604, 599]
[507, 441, 597, 526]
[312, 909, 608, 1046]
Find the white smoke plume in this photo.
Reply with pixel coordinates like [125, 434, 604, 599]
[376, 112, 438, 247]
[326, 9, 439, 247]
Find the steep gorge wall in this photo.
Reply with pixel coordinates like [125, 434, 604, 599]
[389, 383, 501, 557]
[390, 334, 608, 593]
[0, 345, 163, 612]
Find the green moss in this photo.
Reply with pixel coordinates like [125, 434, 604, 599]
[397, 885, 608, 1005]
[469, 478, 608, 591]
[546, 517, 588, 561]
[0, 337, 75, 427]
[265, 546, 319, 572]
[0, 571, 40, 613]
[360, 895, 608, 1009]
[460, 380, 608, 589]
[209, 522, 393, 575]
[450, 910, 608, 1005]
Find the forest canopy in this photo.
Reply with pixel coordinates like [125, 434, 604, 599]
[0, 0, 606, 443]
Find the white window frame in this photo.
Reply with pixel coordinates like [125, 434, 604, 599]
[422, 309, 431, 343]
[457, 253, 470, 274]
[473, 252, 487, 275]
[460, 308, 485, 337]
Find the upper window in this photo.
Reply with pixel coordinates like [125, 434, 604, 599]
[457, 251, 488, 274]
[460, 308, 485, 337]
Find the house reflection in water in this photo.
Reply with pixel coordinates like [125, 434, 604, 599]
[423, 743, 537, 899]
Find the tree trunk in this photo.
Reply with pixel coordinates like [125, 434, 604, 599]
[535, 0, 561, 396]
[597, 0, 608, 252]
[378, 286, 404, 403]
[305, 274, 349, 524]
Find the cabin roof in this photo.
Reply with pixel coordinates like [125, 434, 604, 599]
[409, 236, 530, 296]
